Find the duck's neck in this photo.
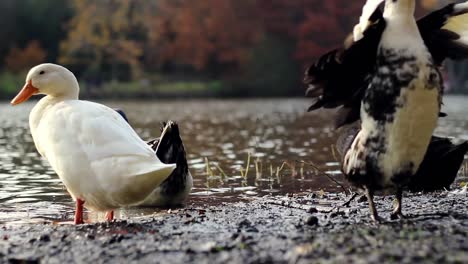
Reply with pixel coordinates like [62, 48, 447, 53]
[48, 81, 80, 101]
[50, 91, 79, 101]
[380, 0, 423, 51]
[383, 0, 415, 20]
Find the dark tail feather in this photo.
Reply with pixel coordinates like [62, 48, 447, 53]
[408, 138, 468, 192]
[154, 121, 189, 176]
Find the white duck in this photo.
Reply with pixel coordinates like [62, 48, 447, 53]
[11, 63, 176, 224]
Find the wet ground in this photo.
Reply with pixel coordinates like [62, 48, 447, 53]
[0, 97, 467, 262]
[1, 189, 467, 263]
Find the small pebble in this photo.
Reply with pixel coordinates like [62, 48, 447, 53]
[39, 234, 51, 242]
[305, 216, 319, 226]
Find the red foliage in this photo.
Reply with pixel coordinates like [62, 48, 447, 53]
[145, 0, 261, 73]
[294, 0, 364, 66]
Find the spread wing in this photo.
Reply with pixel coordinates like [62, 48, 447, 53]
[304, 2, 468, 127]
[304, 7, 385, 128]
[418, 1, 468, 66]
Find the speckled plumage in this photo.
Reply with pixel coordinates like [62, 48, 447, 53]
[344, 46, 442, 190]
[304, 0, 468, 221]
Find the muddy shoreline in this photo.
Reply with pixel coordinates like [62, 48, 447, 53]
[1, 190, 467, 263]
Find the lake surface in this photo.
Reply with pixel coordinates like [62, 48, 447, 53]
[0, 96, 467, 223]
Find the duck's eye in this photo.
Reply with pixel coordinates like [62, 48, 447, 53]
[39, 71, 45, 75]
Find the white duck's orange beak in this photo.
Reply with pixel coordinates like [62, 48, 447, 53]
[11, 80, 39, 106]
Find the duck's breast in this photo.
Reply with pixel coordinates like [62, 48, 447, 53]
[359, 49, 441, 186]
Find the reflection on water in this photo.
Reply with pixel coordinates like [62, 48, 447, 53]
[0, 96, 467, 223]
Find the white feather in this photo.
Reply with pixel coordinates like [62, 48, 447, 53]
[453, 1, 468, 15]
[443, 13, 468, 46]
[354, 0, 385, 41]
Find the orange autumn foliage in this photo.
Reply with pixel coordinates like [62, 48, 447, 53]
[144, 0, 261, 72]
[295, 0, 364, 65]
[292, 0, 434, 66]
[57, 0, 440, 79]
[59, 0, 145, 79]
[4, 41, 47, 73]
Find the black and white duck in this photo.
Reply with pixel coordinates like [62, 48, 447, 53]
[304, 0, 468, 221]
[116, 110, 193, 208]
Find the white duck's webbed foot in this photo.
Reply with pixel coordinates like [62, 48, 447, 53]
[105, 211, 114, 222]
[74, 199, 85, 225]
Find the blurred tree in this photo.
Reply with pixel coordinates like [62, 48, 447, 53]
[60, 0, 146, 81]
[1, 0, 463, 97]
[294, 0, 363, 65]
[144, 0, 261, 77]
[0, 0, 72, 70]
[236, 34, 300, 96]
[0, 1, 17, 66]
[4, 41, 47, 73]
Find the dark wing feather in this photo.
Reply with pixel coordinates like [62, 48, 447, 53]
[408, 137, 468, 192]
[418, 2, 468, 66]
[304, 9, 385, 128]
[304, 3, 463, 127]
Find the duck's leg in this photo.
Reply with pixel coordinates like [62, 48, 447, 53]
[390, 188, 405, 220]
[364, 186, 381, 223]
[74, 199, 85, 225]
[105, 211, 114, 221]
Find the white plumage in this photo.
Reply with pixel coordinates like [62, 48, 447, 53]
[11, 63, 176, 223]
[354, 0, 385, 41]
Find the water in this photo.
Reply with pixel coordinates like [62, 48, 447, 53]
[0, 96, 467, 223]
